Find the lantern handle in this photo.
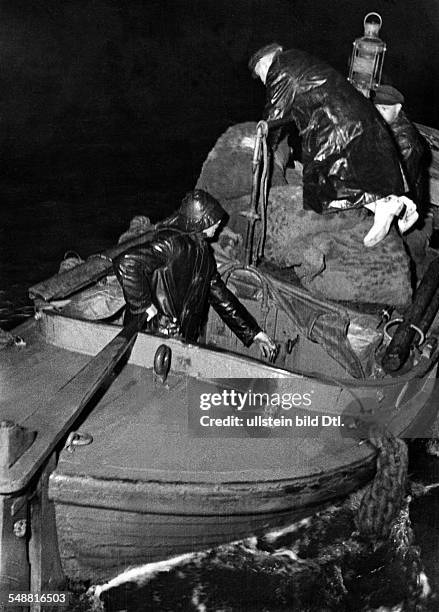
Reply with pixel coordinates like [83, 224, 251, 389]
[364, 12, 382, 29]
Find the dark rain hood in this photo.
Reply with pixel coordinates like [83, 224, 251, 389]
[264, 48, 406, 213]
[159, 189, 227, 233]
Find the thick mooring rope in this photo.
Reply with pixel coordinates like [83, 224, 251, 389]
[356, 428, 427, 610]
[357, 428, 408, 540]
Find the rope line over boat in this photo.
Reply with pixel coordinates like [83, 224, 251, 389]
[244, 120, 270, 266]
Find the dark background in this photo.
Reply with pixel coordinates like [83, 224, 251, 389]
[1, 0, 438, 200]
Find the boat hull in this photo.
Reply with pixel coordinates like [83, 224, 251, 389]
[1, 313, 437, 582]
[51, 474, 368, 582]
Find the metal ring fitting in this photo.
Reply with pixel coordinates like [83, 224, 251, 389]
[384, 318, 425, 346]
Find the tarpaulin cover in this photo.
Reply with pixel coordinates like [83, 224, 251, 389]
[264, 48, 406, 213]
[266, 274, 366, 378]
[216, 255, 370, 379]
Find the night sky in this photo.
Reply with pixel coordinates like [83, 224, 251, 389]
[0, 0, 438, 199]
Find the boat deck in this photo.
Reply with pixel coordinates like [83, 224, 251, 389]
[1, 313, 435, 491]
[2, 313, 437, 580]
[1, 315, 373, 487]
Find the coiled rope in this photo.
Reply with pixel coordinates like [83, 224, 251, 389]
[357, 427, 408, 540]
[356, 427, 426, 609]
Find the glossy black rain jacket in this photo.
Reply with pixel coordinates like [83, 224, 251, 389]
[264, 48, 406, 213]
[389, 110, 427, 203]
[114, 227, 261, 346]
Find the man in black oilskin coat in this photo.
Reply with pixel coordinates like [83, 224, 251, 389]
[373, 84, 431, 275]
[373, 85, 427, 207]
[114, 190, 277, 359]
[248, 44, 418, 248]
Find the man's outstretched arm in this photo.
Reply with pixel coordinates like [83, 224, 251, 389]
[208, 272, 277, 360]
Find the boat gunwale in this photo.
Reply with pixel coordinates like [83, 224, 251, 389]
[38, 310, 439, 388]
[2, 312, 438, 496]
[49, 453, 376, 516]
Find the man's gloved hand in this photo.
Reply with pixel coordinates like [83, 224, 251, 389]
[146, 303, 158, 321]
[254, 331, 278, 362]
[363, 195, 418, 248]
[124, 303, 158, 330]
[396, 195, 419, 233]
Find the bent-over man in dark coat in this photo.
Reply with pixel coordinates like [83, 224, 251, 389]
[248, 43, 419, 248]
[114, 189, 277, 359]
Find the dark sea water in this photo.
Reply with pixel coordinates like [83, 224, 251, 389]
[2, 170, 439, 611]
[0, 138, 207, 320]
[0, 193, 171, 309]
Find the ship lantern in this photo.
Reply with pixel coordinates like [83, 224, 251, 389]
[348, 12, 386, 98]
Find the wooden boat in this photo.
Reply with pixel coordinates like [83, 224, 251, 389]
[1, 122, 439, 592]
[1, 282, 438, 587]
